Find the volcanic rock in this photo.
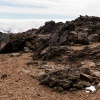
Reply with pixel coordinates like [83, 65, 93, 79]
[38, 66, 99, 92]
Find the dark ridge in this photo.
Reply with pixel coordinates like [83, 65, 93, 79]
[0, 15, 100, 53]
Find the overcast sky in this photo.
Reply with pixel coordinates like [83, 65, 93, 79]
[0, 0, 100, 19]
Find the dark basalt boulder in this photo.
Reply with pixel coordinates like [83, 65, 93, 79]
[36, 21, 55, 34]
[0, 31, 36, 53]
[38, 67, 99, 92]
[0, 32, 10, 52]
[68, 46, 100, 62]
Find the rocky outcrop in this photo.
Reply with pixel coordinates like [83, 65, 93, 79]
[68, 46, 100, 62]
[0, 15, 100, 92]
[0, 15, 100, 53]
[0, 32, 10, 52]
[0, 30, 36, 53]
[32, 15, 100, 61]
[38, 66, 99, 92]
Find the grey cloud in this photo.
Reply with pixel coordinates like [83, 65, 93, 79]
[0, 0, 100, 18]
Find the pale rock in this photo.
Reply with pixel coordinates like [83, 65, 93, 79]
[10, 53, 21, 57]
[81, 60, 96, 68]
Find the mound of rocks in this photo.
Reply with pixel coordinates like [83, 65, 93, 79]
[39, 66, 100, 92]
[0, 15, 100, 53]
[68, 46, 100, 62]
[0, 15, 100, 93]
[0, 30, 36, 53]
[35, 15, 100, 46]
[33, 46, 70, 61]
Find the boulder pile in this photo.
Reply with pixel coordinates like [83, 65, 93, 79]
[32, 15, 100, 61]
[0, 15, 100, 92]
[0, 15, 100, 53]
[0, 29, 36, 53]
[39, 66, 100, 92]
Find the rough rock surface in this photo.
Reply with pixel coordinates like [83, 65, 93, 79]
[38, 66, 99, 92]
[0, 15, 100, 94]
[0, 30, 36, 53]
[0, 15, 100, 53]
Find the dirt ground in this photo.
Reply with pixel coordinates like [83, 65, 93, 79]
[0, 51, 100, 100]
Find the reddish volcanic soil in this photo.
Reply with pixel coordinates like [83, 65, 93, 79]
[0, 51, 100, 100]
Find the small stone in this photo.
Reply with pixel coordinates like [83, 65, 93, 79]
[80, 67, 93, 76]
[38, 72, 45, 76]
[61, 81, 72, 89]
[91, 70, 100, 77]
[53, 87, 64, 93]
[24, 47, 30, 53]
[69, 88, 77, 91]
[81, 73, 93, 82]
[10, 53, 21, 57]
[25, 41, 32, 48]
[97, 83, 100, 89]
[73, 82, 85, 89]
[73, 81, 91, 89]
[27, 61, 34, 65]
[1, 74, 8, 79]
[81, 60, 96, 68]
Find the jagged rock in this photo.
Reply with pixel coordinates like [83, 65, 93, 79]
[88, 34, 100, 42]
[49, 33, 59, 46]
[25, 41, 33, 48]
[91, 70, 100, 78]
[68, 46, 100, 62]
[40, 46, 69, 61]
[80, 73, 93, 82]
[36, 21, 55, 34]
[73, 81, 90, 89]
[53, 87, 64, 93]
[67, 68, 80, 80]
[81, 60, 96, 68]
[0, 33, 10, 52]
[38, 67, 98, 92]
[77, 31, 89, 45]
[97, 83, 100, 89]
[24, 47, 30, 53]
[80, 67, 93, 76]
[27, 61, 34, 65]
[0, 31, 36, 53]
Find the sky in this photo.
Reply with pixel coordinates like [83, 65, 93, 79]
[0, 0, 99, 33]
[0, 0, 100, 19]
[0, 19, 68, 33]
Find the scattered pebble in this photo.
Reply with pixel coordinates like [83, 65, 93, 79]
[10, 53, 21, 57]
